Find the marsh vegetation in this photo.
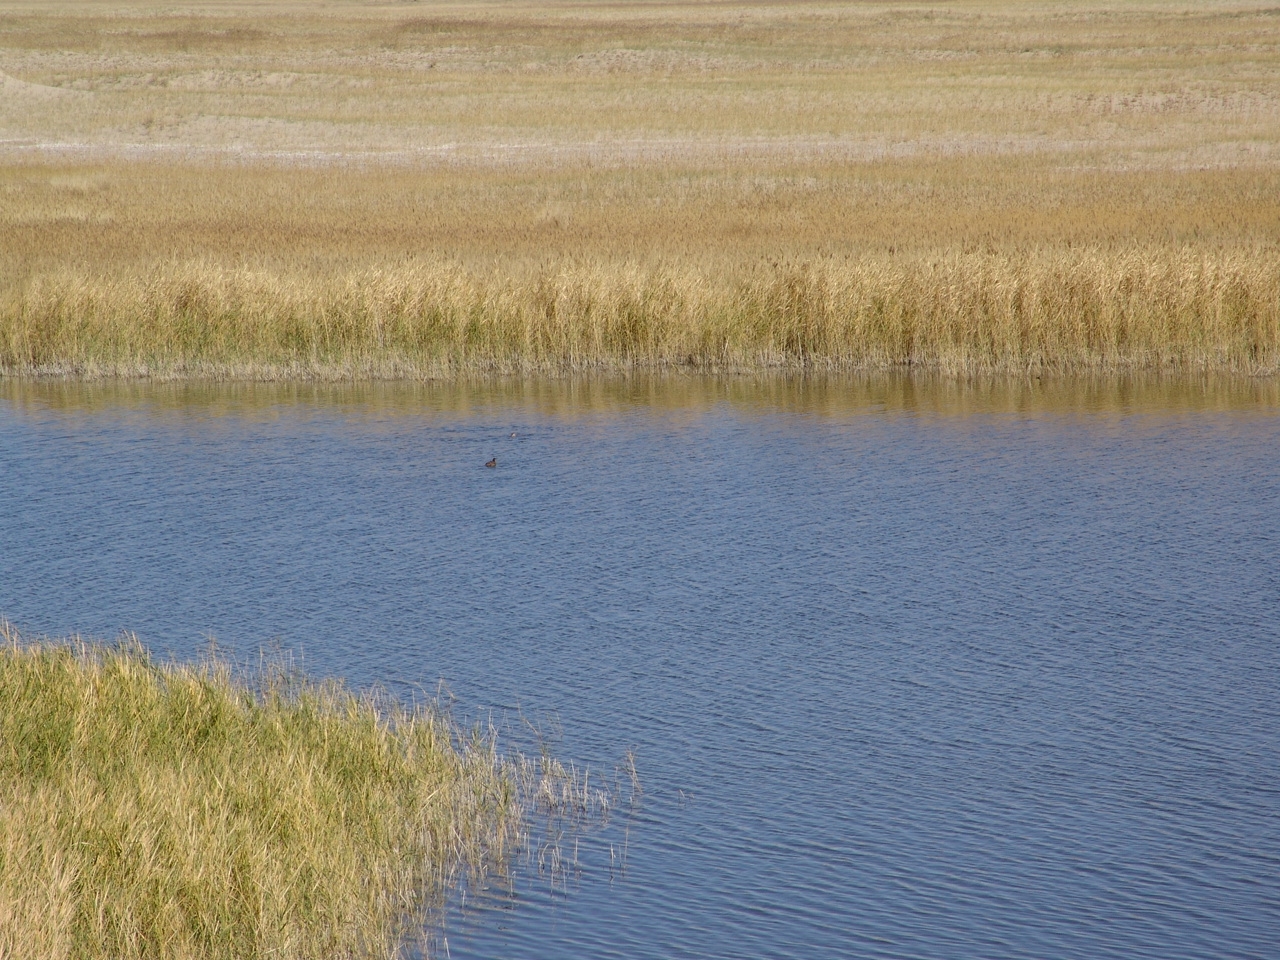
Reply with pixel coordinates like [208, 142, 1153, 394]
[0, 624, 599, 960]
[1, 0, 1278, 374]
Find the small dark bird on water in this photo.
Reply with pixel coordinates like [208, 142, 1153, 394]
[485, 457, 497, 468]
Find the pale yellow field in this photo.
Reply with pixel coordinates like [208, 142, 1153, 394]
[2, 0, 1279, 375]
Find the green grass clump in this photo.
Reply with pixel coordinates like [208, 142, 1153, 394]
[0, 624, 534, 960]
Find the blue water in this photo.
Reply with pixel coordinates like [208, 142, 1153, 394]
[2, 376, 1278, 959]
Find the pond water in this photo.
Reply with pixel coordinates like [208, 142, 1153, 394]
[2, 375, 1278, 959]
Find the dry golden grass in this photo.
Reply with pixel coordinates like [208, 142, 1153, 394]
[6, 244, 1278, 375]
[2, 0, 1279, 375]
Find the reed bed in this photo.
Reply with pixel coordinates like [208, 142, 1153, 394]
[0, 624, 599, 960]
[5, 248, 1278, 376]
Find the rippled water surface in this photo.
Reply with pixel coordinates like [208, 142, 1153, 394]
[3, 375, 1279, 959]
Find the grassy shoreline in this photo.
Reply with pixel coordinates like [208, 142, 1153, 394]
[5, 247, 1280, 378]
[0, 625, 593, 960]
[3, 1, 1279, 378]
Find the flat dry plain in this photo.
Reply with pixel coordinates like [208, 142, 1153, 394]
[2, 0, 1279, 376]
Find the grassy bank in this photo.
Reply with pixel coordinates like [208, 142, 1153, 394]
[0, 625, 587, 960]
[5, 247, 1279, 376]
[2, 0, 1279, 376]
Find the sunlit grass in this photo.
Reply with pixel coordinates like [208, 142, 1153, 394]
[1, 0, 1278, 375]
[0, 623, 595, 960]
[5, 245, 1277, 375]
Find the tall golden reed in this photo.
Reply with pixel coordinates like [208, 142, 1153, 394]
[5, 248, 1277, 376]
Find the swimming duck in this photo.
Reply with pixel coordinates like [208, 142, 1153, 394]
[485, 457, 497, 468]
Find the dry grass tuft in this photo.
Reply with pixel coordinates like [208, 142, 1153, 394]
[0, 623, 597, 960]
